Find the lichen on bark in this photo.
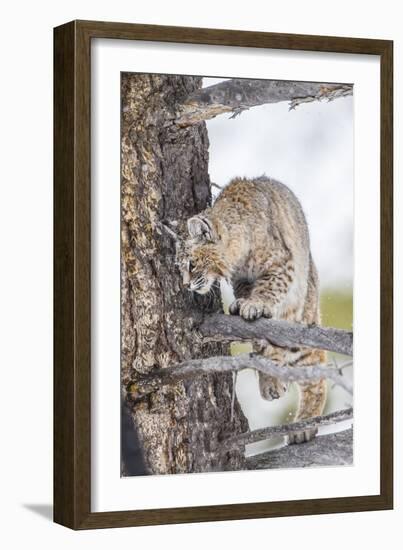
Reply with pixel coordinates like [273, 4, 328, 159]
[121, 73, 248, 475]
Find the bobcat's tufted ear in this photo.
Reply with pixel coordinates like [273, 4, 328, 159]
[187, 215, 216, 241]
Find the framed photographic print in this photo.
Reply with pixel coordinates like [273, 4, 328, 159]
[54, 20, 393, 529]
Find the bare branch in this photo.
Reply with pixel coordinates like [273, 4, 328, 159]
[246, 428, 353, 469]
[176, 79, 353, 126]
[127, 353, 353, 400]
[199, 313, 353, 356]
[289, 85, 353, 110]
[155, 221, 180, 242]
[220, 407, 353, 452]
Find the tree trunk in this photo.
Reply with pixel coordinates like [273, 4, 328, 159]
[121, 73, 248, 475]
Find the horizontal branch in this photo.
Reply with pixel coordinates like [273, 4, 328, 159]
[221, 407, 353, 452]
[246, 428, 353, 469]
[127, 353, 353, 400]
[199, 313, 353, 356]
[176, 79, 353, 125]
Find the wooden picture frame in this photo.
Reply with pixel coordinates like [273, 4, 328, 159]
[54, 20, 393, 529]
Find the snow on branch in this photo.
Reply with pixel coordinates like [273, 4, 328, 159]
[246, 428, 353, 469]
[198, 313, 353, 356]
[176, 79, 353, 125]
[220, 407, 353, 452]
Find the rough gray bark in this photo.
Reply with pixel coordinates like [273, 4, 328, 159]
[199, 313, 353, 356]
[246, 429, 353, 469]
[176, 79, 353, 125]
[129, 353, 352, 399]
[121, 74, 248, 475]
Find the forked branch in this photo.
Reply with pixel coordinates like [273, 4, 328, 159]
[127, 353, 353, 400]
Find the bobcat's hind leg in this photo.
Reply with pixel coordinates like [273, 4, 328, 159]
[287, 349, 327, 444]
[258, 372, 289, 401]
[287, 379, 327, 444]
[257, 344, 289, 401]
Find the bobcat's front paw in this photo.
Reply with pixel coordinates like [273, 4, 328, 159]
[229, 298, 242, 315]
[229, 298, 273, 321]
[287, 427, 318, 445]
[236, 298, 264, 320]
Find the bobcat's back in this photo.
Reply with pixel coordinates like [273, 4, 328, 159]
[209, 176, 316, 324]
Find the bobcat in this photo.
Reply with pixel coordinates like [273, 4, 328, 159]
[181, 176, 327, 444]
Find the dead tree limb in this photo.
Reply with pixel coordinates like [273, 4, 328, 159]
[198, 313, 353, 356]
[127, 354, 352, 400]
[220, 407, 353, 452]
[177, 79, 353, 126]
[246, 428, 353, 469]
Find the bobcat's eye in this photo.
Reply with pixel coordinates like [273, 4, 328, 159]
[188, 260, 196, 272]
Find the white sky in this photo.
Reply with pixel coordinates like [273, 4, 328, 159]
[204, 77, 353, 290]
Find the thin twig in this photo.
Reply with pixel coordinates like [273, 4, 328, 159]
[210, 182, 223, 190]
[156, 221, 180, 241]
